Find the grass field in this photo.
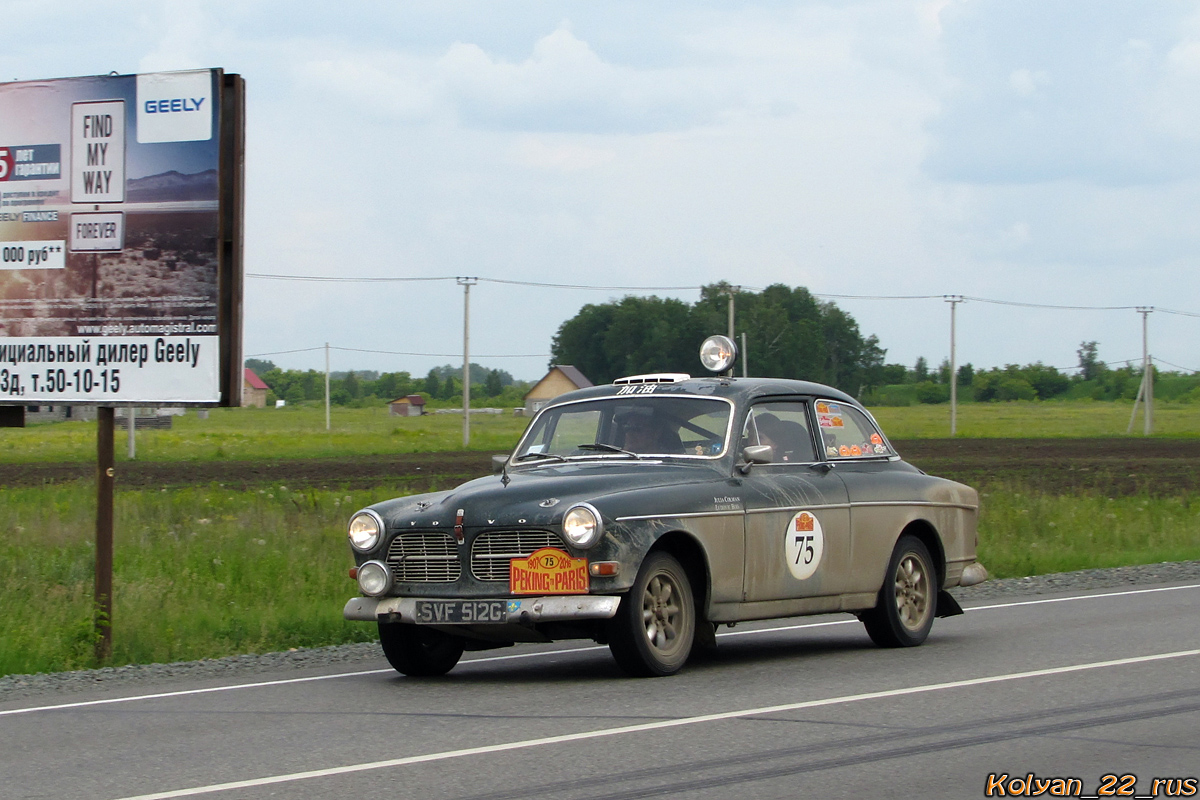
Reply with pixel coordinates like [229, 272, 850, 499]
[3, 399, 1199, 464]
[2, 477, 1197, 677]
[868, 399, 1200, 439]
[2, 400, 1198, 678]
[2, 405, 529, 463]
[0, 482, 388, 676]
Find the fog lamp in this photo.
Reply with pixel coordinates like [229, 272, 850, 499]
[357, 561, 391, 597]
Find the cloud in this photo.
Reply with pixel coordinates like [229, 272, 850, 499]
[925, 1, 1200, 186]
[511, 137, 616, 172]
[439, 25, 729, 133]
[292, 24, 723, 134]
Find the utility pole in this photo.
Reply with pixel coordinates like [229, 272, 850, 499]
[1127, 307, 1154, 436]
[724, 285, 741, 377]
[324, 342, 331, 432]
[741, 331, 748, 378]
[458, 277, 477, 447]
[945, 295, 963, 436]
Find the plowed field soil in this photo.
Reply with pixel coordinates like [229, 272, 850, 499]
[1, 438, 1197, 496]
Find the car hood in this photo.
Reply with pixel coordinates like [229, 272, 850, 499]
[368, 460, 729, 531]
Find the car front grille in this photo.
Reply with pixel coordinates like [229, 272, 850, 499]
[471, 530, 567, 582]
[385, 532, 461, 583]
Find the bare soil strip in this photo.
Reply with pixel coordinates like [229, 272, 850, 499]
[1, 439, 1196, 496]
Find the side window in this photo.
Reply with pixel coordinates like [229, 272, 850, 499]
[815, 400, 892, 459]
[743, 402, 816, 463]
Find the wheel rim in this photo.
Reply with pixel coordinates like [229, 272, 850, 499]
[893, 553, 931, 632]
[641, 572, 684, 654]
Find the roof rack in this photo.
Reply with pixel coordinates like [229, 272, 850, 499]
[612, 373, 691, 385]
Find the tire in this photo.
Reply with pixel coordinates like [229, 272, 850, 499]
[861, 535, 937, 648]
[608, 551, 696, 677]
[378, 622, 465, 677]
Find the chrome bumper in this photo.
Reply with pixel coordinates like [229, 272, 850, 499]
[343, 595, 622, 624]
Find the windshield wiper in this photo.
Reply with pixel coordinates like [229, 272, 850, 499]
[576, 443, 640, 459]
[514, 452, 569, 463]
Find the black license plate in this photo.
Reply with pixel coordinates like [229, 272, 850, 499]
[413, 600, 508, 624]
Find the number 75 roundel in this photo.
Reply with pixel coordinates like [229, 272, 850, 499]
[785, 511, 824, 580]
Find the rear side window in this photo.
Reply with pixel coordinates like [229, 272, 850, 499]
[814, 400, 892, 459]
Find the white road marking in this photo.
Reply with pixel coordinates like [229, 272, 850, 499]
[109, 648, 1200, 800]
[3, 582, 1197, 719]
[0, 648, 603, 718]
[965, 582, 1200, 612]
[0, 669, 391, 718]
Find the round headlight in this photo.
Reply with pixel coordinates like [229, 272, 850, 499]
[562, 503, 604, 548]
[348, 510, 383, 552]
[357, 561, 391, 597]
[700, 335, 738, 373]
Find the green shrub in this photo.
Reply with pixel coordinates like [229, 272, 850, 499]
[914, 381, 949, 404]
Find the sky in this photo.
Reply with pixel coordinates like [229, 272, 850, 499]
[6, 1, 1200, 382]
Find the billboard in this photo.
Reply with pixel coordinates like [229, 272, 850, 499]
[0, 69, 243, 405]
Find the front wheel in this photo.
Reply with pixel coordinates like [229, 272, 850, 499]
[608, 552, 696, 677]
[378, 622, 465, 677]
[861, 535, 937, 648]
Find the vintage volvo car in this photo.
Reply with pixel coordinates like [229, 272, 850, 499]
[344, 337, 985, 677]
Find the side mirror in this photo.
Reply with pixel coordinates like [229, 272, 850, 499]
[492, 454, 509, 475]
[738, 444, 773, 474]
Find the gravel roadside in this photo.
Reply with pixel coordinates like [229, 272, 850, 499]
[3, 560, 1198, 703]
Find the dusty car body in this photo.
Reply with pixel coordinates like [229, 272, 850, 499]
[344, 361, 984, 677]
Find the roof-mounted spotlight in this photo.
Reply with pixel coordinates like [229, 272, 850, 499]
[699, 335, 738, 374]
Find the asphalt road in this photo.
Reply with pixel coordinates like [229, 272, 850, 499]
[3, 582, 1198, 800]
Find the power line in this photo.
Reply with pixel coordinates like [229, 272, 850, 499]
[812, 292, 945, 300]
[245, 345, 548, 359]
[478, 277, 707, 291]
[961, 296, 1137, 311]
[1153, 356, 1200, 373]
[248, 273, 455, 283]
[242, 272, 1200, 315]
[246, 272, 713, 291]
[334, 346, 548, 359]
[244, 347, 324, 357]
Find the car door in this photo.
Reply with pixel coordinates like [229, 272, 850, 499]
[813, 399, 910, 594]
[739, 399, 853, 602]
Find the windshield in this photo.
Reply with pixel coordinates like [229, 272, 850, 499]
[514, 396, 733, 461]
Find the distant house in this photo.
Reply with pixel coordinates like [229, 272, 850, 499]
[389, 394, 427, 417]
[524, 365, 593, 416]
[243, 368, 269, 408]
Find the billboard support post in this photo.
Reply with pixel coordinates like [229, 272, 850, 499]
[95, 407, 115, 662]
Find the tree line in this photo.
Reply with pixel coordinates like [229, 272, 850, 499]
[549, 283, 886, 392]
[863, 341, 1200, 405]
[244, 359, 530, 408]
[550, 290, 1200, 404]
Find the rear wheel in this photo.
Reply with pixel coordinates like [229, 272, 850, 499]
[608, 552, 695, 677]
[378, 622, 465, 676]
[862, 535, 937, 648]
